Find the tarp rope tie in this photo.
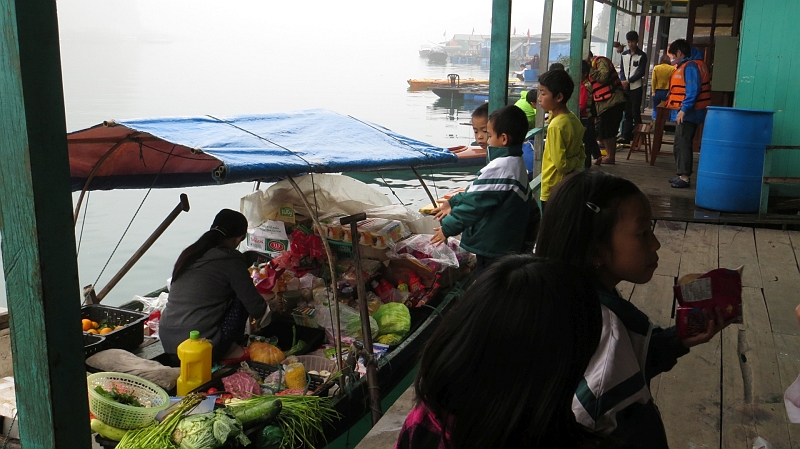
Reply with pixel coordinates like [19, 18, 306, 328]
[377, 171, 407, 206]
[92, 144, 177, 288]
[76, 191, 90, 255]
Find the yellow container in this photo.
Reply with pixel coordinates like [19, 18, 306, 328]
[176, 330, 212, 396]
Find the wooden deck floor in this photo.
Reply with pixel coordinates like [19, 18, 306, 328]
[599, 142, 800, 226]
[616, 221, 800, 448]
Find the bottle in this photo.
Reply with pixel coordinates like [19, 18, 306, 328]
[176, 330, 212, 396]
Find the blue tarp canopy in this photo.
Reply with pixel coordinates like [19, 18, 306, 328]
[68, 109, 457, 191]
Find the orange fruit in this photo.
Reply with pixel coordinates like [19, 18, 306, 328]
[99, 328, 113, 335]
[114, 326, 123, 330]
[86, 329, 98, 334]
[91, 321, 99, 329]
[82, 319, 92, 331]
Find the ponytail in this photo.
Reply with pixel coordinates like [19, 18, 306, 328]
[172, 230, 227, 281]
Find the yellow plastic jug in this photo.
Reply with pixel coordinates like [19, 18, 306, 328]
[176, 330, 212, 396]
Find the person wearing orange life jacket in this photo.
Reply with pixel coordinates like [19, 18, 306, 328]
[666, 39, 711, 189]
[588, 54, 626, 165]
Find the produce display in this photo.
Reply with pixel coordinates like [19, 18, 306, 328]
[83, 318, 124, 335]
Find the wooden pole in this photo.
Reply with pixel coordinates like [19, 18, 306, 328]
[0, 0, 92, 447]
[569, 0, 587, 114]
[95, 194, 190, 301]
[488, 0, 512, 114]
[583, 0, 595, 59]
[340, 213, 382, 426]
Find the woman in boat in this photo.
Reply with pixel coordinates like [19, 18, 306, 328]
[160, 209, 270, 364]
[396, 255, 622, 449]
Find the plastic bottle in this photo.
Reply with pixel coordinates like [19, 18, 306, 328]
[176, 330, 212, 396]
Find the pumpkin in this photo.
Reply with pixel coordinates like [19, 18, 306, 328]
[249, 342, 286, 365]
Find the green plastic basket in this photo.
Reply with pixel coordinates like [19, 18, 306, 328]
[87, 372, 171, 429]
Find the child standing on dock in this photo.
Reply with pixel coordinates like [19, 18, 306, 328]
[537, 69, 585, 212]
[535, 170, 733, 449]
[431, 105, 534, 273]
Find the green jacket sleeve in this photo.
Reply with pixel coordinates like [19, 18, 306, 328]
[440, 190, 507, 237]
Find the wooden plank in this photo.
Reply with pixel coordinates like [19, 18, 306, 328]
[629, 273, 674, 402]
[773, 333, 800, 448]
[488, 0, 512, 112]
[653, 220, 686, 278]
[567, 0, 585, 114]
[719, 226, 763, 288]
[721, 323, 756, 449]
[658, 222, 720, 448]
[0, 0, 92, 447]
[756, 229, 800, 336]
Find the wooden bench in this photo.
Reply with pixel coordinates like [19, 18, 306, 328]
[760, 145, 800, 216]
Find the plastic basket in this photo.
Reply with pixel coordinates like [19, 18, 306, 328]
[83, 332, 106, 358]
[248, 361, 327, 394]
[327, 239, 354, 259]
[87, 372, 171, 430]
[82, 305, 148, 351]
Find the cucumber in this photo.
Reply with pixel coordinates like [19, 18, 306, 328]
[91, 418, 128, 441]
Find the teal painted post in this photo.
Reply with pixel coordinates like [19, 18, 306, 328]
[534, 0, 555, 178]
[0, 0, 92, 447]
[489, 0, 512, 113]
[606, 0, 618, 58]
[569, 0, 586, 114]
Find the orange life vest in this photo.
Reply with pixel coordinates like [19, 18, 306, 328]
[588, 56, 622, 102]
[666, 59, 712, 110]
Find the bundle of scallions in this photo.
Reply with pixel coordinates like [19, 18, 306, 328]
[116, 393, 205, 449]
[226, 395, 339, 449]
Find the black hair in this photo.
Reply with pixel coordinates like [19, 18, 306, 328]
[626, 31, 639, 42]
[471, 102, 489, 119]
[668, 39, 691, 58]
[587, 50, 594, 60]
[487, 105, 528, 145]
[659, 53, 672, 65]
[582, 60, 591, 76]
[535, 170, 643, 276]
[172, 209, 248, 280]
[548, 62, 565, 71]
[538, 69, 575, 103]
[414, 255, 603, 448]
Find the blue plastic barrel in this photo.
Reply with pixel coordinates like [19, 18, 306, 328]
[523, 69, 536, 82]
[695, 107, 774, 213]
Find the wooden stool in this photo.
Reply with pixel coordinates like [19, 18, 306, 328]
[627, 123, 651, 162]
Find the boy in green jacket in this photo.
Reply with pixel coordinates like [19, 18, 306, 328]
[431, 105, 533, 273]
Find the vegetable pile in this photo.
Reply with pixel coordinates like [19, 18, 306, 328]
[94, 385, 144, 407]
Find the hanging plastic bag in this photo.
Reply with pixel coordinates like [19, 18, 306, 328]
[131, 292, 169, 314]
[387, 234, 459, 272]
[784, 373, 800, 423]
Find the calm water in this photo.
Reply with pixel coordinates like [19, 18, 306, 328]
[0, 1, 529, 307]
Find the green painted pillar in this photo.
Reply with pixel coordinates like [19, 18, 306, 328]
[0, 0, 92, 447]
[569, 0, 586, 114]
[607, 0, 618, 58]
[489, 0, 512, 113]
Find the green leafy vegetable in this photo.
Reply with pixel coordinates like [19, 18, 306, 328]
[95, 385, 143, 407]
[372, 303, 411, 337]
[257, 425, 284, 449]
[172, 408, 249, 449]
[375, 333, 403, 345]
[345, 315, 378, 340]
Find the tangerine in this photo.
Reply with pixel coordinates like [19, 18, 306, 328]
[91, 321, 99, 329]
[99, 328, 113, 335]
[82, 319, 92, 331]
[115, 326, 123, 330]
[86, 329, 98, 334]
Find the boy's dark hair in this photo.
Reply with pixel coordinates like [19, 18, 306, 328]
[535, 170, 642, 276]
[538, 69, 575, 103]
[626, 31, 639, 42]
[472, 102, 489, 119]
[415, 255, 603, 448]
[488, 105, 528, 145]
[548, 62, 565, 71]
[668, 39, 691, 58]
[581, 60, 591, 76]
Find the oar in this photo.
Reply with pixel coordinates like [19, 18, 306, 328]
[92, 194, 190, 302]
[341, 212, 382, 425]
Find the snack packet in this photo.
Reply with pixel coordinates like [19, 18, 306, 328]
[673, 266, 743, 338]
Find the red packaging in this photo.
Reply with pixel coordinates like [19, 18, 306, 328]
[673, 267, 743, 338]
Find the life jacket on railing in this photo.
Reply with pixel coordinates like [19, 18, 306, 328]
[588, 56, 623, 103]
[666, 59, 712, 110]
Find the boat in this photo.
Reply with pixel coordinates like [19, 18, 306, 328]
[430, 86, 526, 103]
[418, 44, 432, 58]
[448, 145, 488, 167]
[427, 47, 449, 64]
[65, 109, 470, 447]
[407, 77, 490, 90]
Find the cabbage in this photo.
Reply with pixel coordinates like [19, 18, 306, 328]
[172, 409, 250, 449]
[376, 333, 403, 345]
[345, 314, 379, 340]
[373, 303, 411, 337]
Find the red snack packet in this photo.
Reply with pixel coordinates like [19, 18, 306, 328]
[673, 267, 743, 338]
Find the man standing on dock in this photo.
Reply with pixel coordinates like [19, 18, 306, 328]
[619, 31, 648, 145]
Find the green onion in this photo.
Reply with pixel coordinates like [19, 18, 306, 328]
[115, 393, 204, 449]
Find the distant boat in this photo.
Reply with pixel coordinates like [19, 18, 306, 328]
[418, 44, 432, 57]
[427, 47, 449, 64]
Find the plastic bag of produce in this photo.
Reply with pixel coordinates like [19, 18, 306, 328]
[372, 303, 411, 337]
[387, 234, 459, 272]
[316, 304, 378, 342]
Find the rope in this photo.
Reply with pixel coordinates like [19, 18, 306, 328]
[137, 141, 217, 161]
[92, 144, 176, 287]
[427, 168, 440, 199]
[1, 411, 16, 449]
[376, 171, 407, 206]
[76, 191, 90, 255]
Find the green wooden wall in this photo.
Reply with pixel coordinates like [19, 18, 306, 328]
[734, 0, 800, 195]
